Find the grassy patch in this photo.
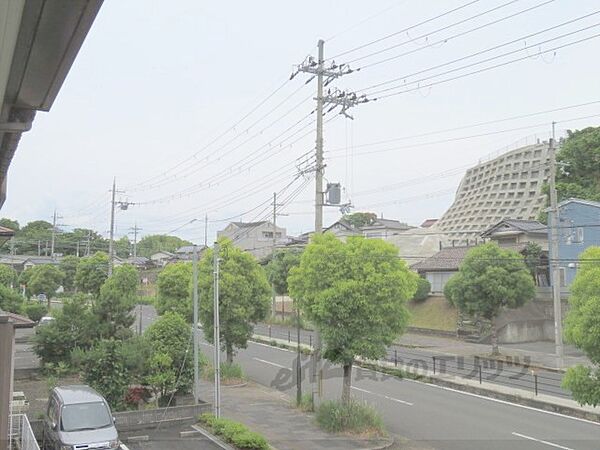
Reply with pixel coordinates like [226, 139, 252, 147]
[315, 399, 385, 436]
[198, 413, 269, 450]
[294, 393, 314, 412]
[407, 295, 457, 332]
[202, 361, 245, 385]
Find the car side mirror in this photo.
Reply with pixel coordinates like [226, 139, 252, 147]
[51, 421, 57, 431]
[113, 417, 116, 424]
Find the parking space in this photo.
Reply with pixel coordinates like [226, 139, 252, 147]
[120, 426, 222, 450]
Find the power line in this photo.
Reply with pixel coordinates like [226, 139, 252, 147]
[348, 0, 544, 66]
[370, 30, 600, 100]
[328, 0, 482, 60]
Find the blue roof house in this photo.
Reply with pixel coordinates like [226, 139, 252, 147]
[548, 198, 600, 286]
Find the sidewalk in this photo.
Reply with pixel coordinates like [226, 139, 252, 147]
[198, 382, 397, 450]
[396, 332, 590, 371]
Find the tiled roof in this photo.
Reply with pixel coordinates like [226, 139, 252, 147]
[231, 221, 268, 228]
[420, 219, 438, 228]
[0, 226, 15, 236]
[481, 219, 546, 237]
[411, 246, 474, 272]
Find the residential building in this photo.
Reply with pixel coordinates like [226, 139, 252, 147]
[150, 251, 175, 267]
[411, 246, 474, 294]
[115, 256, 153, 270]
[175, 245, 207, 261]
[217, 221, 287, 260]
[433, 142, 551, 244]
[361, 218, 412, 239]
[385, 228, 447, 265]
[323, 218, 361, 241]
[480, 219, 548, 251]
[548, 198, 600, 286]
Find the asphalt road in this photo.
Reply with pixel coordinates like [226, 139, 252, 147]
[254, 323, 571, 399]
[200, 335, 600, 450]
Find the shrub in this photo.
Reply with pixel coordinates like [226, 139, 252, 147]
[202, 361, 244, 384]
[412, 277, 431, 302]
[24, 302, 47, 322]
[316, 399, 385, 435]
[296, 393, 314, 412]
[0, 284, 24, 314]
[197, 414, 269, 450]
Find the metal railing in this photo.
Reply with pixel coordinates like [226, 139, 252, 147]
[10, 414, 40, 450]
[254, 323, 571, 400]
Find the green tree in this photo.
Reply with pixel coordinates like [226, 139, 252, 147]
[145, 352, 177, 406]
[0, 265, 17, 288]
[444, 243, 535, 355]
[144, 311, 193, 393]
[0, 284, 24, 313]
[199, 239, 270, 363]
[27, 265, 64, 298]
[94, 264, 138, 339]
[136, 234, 192, 258]
[342, 212, 377, 229]
[57, 228, 107, 257]
[288, 234, 417, 403]
[0, 218, 19, 231]
[59, 256, 80, 292]
[75, 252, 109, 296]
[412, 277, 431, 302]
[562, 247, 600, 406]
[522, 242, 543, 284]
[156, 262, 192, 319]
[265, 249, 302, 295]
[81, 339, 129, 409]
[556, 127, 600, 201]
[115, 236, 131, 259]
[13, 220, 52, 255]
[32, 298, 97, 366]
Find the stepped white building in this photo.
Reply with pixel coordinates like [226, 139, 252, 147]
[433, 142, 551, 243]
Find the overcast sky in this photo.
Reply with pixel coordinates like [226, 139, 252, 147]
[3, 0, 600, 244]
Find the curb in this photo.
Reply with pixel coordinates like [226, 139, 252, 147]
[222, 382, 248, 388]
[190, 424, 236, 450]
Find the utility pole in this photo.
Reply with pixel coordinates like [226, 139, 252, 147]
[76, 241, 80, 258]
[193, 245, 200, 404]
[549, 124, 564, 366]
[129, 224, 142, 258]
[204, 214, 208, 248]
[86, 230, 91, 256]
[293, 39, 370, 408]
[272, 192, 277, 318]
[213, 242, 221, 418]
[50, 209, 63, 259]
[37, 240, 41, 257]
[108, 178, 117, 276]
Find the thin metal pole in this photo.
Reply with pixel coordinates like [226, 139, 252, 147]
[108, 177, 116, 276]
[296, 305, 302, 406]
[204, 214, 208, 248]
[272, 192, 277, 318]
[213, 242, 221, 418]
[193, 245, 199, 405]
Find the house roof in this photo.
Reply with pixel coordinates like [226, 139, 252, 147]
[126, 256, 150, 265]
[0, 226, 15, 237]
[480, 219, 546, 237]
[231, 221, 268, 228]
[557, 198, 600, 209]
[0, 311, 35, 328]
[176, 245, 206, 254]
[420, 219, 438, 228]
[411, 245, 474, 272]
[363, 218, 410, 230]
[151, 251, 174, 257]
[324, 218, 356, 232]
[24, 257, 60, 266]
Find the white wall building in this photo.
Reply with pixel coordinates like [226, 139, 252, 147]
[217, 221, 287, 260]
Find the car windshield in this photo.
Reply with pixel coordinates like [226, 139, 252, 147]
[61, 402, 112, 432]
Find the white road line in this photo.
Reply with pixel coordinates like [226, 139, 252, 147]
[406, 378, 600, 427]
[351, 386, 413, 406]
[252, 357, 288, 369]
[512, 432, 573, 449]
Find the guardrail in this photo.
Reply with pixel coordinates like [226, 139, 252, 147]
[254, 323, 571, 400]
[10, 413, 40, 450]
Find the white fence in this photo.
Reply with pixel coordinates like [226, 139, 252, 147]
[9, 414, 40, 450]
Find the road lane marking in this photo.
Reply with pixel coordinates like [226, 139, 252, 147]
[351, 386, 413, 406]
[252, 357, 288, 369]
[512, 432, 573, 449]
[406, 379, 600, 426]
[250, 339, 295, 353]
